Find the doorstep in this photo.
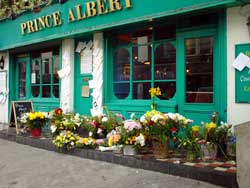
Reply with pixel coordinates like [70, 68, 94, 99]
[0, 128, 237, 188]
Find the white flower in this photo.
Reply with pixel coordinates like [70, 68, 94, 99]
[89, 131, 93, 137]
[50, 125, 57, 133]
[135, 133, 145, 147]
[151, 114, 165, 123]
[102, 117, 108, 122]
[130, 113, 135, 119]
[70, 142, 74, 146]
[140, 115, 146, 123]
[166, 113, 177, 121]
[97, 128, 103, 134]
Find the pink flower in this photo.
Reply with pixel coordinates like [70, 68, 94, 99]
[124, 120, 141, 131]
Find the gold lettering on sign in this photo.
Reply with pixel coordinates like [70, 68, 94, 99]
[244, 86, 250, 92]
[109, 0, 122, 12]
[97, 0, 109, 14]
[125, 0, 132, 8]
[86, 2, 97, 17]
[52, 11, 62, 26]
[20, 0, 133, 35]
[68, 8, 76, 22]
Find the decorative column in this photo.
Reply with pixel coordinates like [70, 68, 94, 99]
[90, 32, 104, 116]
[60, 39, 75, 113]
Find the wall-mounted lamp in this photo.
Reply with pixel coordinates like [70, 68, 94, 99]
[0, 56, 4, 70]
[247, 15, 250, 37]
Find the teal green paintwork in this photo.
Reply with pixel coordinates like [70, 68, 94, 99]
[235, 44, 250, 103]
[74, 39, 93, 115]
[11, 53, 60, 113]
[104, 11, 227, 123]
[0, 0, 239, 51]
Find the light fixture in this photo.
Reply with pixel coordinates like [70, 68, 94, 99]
[0, 56, 4, 70]
[247, 15, 250, 37]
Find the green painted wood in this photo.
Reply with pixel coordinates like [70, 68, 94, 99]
[235, 44, 250, 103]
[74, 39, 93, 115]
[0, 0, 238, 51]
[177, 21, 227, 124]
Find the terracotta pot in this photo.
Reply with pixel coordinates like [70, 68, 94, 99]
[30, 128, 42, 138]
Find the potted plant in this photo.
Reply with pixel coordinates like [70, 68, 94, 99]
[178, 125, 201, 161]
[140, 110, 170, 158]
[120, 119, 145, 155]
[21, 111, 48, 138]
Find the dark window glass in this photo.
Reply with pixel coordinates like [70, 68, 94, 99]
[53, 85, 59, 98]
[154, 25, 176, 41]
[113, 48, 130, 81]
[112, 34, 131, 47]
[42, 86, 51, 98]
[133, 82, 151, 99]
[154, 43, 176, 80]
[132, 29, 152, 45]
[114, 83, 129, 99]
[31, 86, 40, 97]
[155, 82, 176, 100]
[132, 45, 152, 80]
[185, 37, 213, 103]
[18, 62, 26, 98]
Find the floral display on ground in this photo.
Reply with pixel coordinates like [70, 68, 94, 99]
[20, 88, 236, 162]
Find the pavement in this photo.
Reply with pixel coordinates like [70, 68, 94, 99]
[0, 139, 222, 188]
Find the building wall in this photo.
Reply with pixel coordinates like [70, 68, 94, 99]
[0, 51, 9, 128]
[227, 5, 250, 125]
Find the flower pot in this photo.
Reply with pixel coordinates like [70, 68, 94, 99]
[151, 138, 168, 159]
[30, 128, 42, 138]
[186, 150, 196, 162]
[201, 143, 217, 160]
[123, 145, 137, 155]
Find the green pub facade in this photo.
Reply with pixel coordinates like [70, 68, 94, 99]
[0, 0, 250, 125]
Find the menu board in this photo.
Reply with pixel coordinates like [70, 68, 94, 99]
[235, 44, 250, 103]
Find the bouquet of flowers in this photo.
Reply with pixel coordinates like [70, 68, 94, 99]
[52, 131, 80, 152]
[149, 87, 161, 110]
[21, 111, 48, 129]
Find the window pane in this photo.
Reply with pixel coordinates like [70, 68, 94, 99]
[53, 55, 59, 84]
[42, 86, 51, 98]
[154, 43, 176, 80]
[185, 37, 213, 103]
[31, 59, 40, 84]
[112, 34, 131, 47]
[154, 25, 176, 41]
[132, 29, 152, 45]
[114, 83, 129, 99]
[53, 85, 59, 98]
[18, 62, 26, 98]
[155, 82, 176, 100]
[42, 58, 51, 84]
[132, 45, 152, 80]
[113, 48, 130, 81]
[32, 86, 40, 97]
[133, 82, 151, 99]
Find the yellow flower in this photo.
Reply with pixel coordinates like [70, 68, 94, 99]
[205, 122, 217, 131]
[192, 126, 200, 132]
[108, 136, 113, 147]
[149, 87, 161, 98]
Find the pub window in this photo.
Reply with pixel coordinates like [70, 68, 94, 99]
[185, 37, 214, 103]
[112, 26, 176, 101]
[30, 47, 60, 98]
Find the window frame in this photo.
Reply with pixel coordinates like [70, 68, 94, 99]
[111, 32, 177, 102]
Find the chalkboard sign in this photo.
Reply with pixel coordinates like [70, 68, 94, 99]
[235, 44, 250, 103]
[9, 101, 33, 134]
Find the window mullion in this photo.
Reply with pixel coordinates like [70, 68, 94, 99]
[129, 46, 133, 100]
[39, 58, 42, 98]
[50, 57, 53, 98]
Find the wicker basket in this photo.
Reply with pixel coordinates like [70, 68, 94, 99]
[151, 138, 168, 159]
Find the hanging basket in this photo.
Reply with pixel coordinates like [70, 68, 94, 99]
[30, 128, 42, 138]
[151, 138, 168, 159]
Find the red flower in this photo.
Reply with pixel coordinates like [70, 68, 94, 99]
[148, 120, 154, 126]
[172, 137, 177, 142]
[171, 127, 177, 133]
[55, 108, 63, 115]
